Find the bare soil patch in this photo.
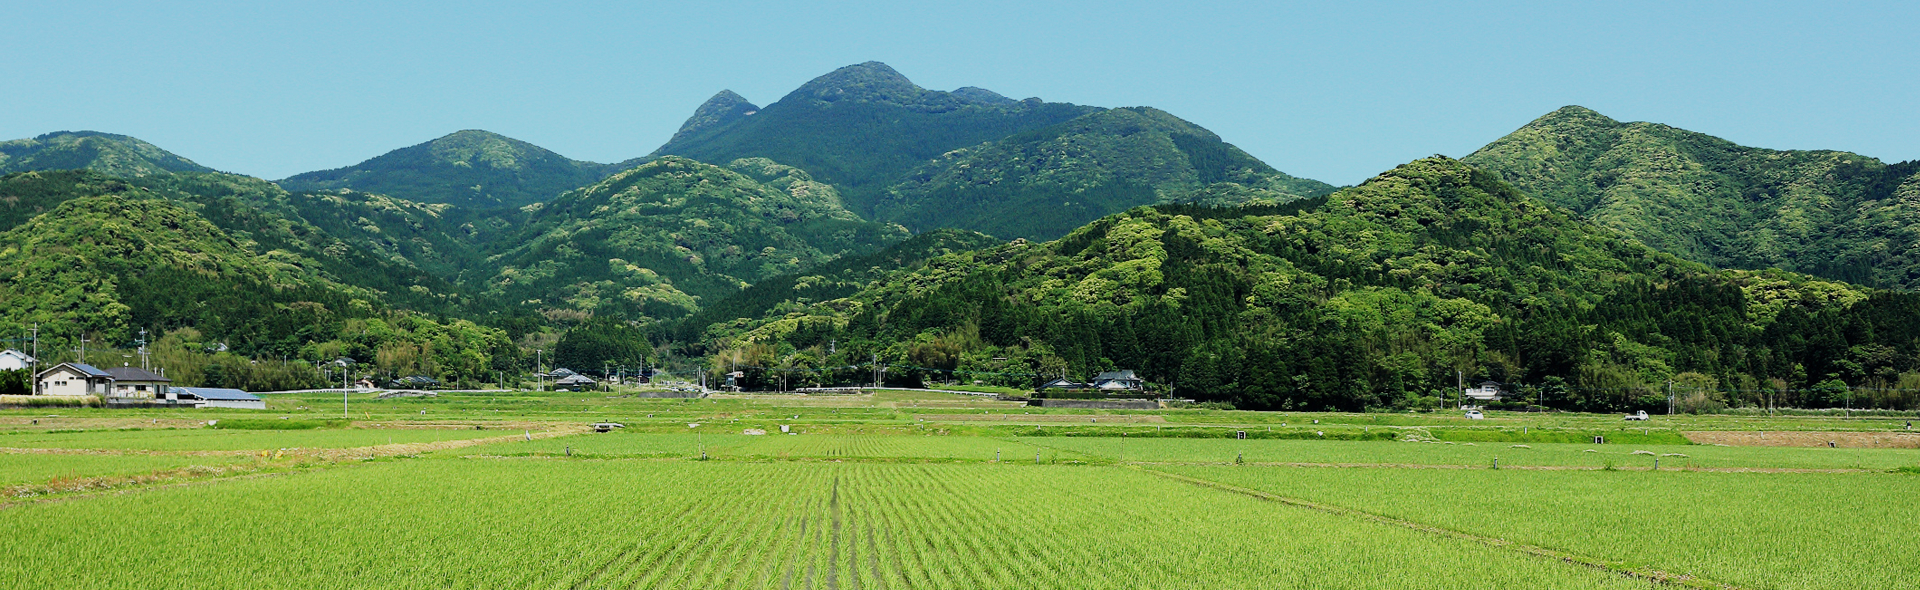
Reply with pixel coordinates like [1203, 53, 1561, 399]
[918, 413, 1166, 423]
[1685, 430, 1920, 448]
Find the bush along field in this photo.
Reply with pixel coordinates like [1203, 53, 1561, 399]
[1, 393, 1916, 588]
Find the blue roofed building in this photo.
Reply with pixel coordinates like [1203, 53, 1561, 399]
[166, 386, 266, 410]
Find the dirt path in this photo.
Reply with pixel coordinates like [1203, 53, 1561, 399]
[1685, 430, 1920, 448]
[1144, 467, 1741, 589]
[0, 429, 584, 506]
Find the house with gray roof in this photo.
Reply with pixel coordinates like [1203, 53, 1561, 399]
[106, 366, 171, 399]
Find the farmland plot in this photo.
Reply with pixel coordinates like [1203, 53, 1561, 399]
[0, 458, 1655, 589]
[0, 452, 252, 489]
[1028, 436, 1920, 470]
[0, 427, 503, 451]
[1169, 465, 1920, 589]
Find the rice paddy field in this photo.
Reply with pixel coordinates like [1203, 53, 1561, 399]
[2, 390, 1916, 588]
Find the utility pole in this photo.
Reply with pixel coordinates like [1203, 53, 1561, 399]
[75, 333, 91, 366]
[1667, 380, 1675, 415]
[137, 328, 150, 371]
[1456, 370, 1463, 410]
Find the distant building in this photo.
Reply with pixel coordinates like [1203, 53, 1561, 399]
[166, 386, 266, 410]
[0, 349, 34, 372]
[554, 374, 598, 392]
[1039, 378, 1087, 390]
[35, 363, 113, 396]
[1092, 370, 1143, 391]
[387, 375, 441, 390]
[1463, 381, 1503, 402]
[106, 366, 171, 399]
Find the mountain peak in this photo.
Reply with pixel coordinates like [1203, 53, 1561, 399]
[0, 131, 213, 177]
[1529, 105, 1620, 129]
[787, 61, 926, 105]
[279, 130, 613, 208]
[950, 86, 1015, 106]
[664, 90, 761, 147]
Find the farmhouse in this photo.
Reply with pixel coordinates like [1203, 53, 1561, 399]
[0, 349, 34, 371]
[554, 374, 598, 392]
[35, 363, 114, 396]
[1040, 377, 1087, 390]
[1092, 370, 1143, 391]
[166, 386, 266, 410]
[106, 366, 171, 399]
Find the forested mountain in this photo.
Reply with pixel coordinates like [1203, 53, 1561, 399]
[673, 228, 1003, 343]
[0, 170, 484, 316]
[1464, 106, 1920, 288]
[874, 107, 1337, 239]
[483, 156, 909, 319]
[699, 157, 1920, 412]
[0, 131, 215, 177]
[279, 130, 625, 208]
[649, 62, 1104, 215]
[651, 62, 1333, 240]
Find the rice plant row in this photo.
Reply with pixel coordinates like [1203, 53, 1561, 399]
[0, 457, 1659, 589]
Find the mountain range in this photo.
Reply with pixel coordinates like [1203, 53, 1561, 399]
[0, 62, 1913, 407]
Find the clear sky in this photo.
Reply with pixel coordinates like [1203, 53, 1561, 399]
[3, 1, 1913, 185]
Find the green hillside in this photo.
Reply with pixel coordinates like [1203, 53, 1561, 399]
[0, 131, 215, 177]
[1463, 106, 1920, 288]
[673, 228, 1003, 342]
[700, 157, 1919, 411]
[649, 62, 1102, 215]
[0, 169, 488, 317]
[875, 107, 1337, 239]
[484, 156, 909, 319]
[0, 194, 345, 347]
[279, 130, 620, 209]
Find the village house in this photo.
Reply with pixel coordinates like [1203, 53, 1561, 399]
[1092, 370, 1144, 392]
[35, 363, 114, 396]
[0, 349, 34, 372]
[106, 366, 171, 399]
[1039, 377, 1087, 390]
[554, 374, 598, 392]
[1463, 381, 1503, 403]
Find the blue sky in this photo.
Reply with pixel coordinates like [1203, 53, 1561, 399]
[3, 1, 1913, 185]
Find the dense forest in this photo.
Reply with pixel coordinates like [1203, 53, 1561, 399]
[695, 158, 1920, 412]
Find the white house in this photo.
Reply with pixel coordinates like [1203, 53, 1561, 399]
[166, 386, 266, 410]
[35, 363, 113, 396]
[1463, 381, 1503, 402]
[0, 349, 34, 372]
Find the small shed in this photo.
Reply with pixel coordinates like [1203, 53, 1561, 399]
[168, 387, 266, 410]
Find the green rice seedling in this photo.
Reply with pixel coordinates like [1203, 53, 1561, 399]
[1167, 464, 1920, 589]
[0, 458, 1658, 588]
